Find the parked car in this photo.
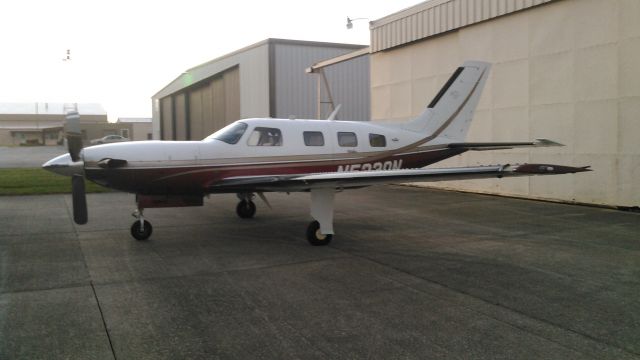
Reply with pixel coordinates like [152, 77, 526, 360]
[90, 135, 129, 145]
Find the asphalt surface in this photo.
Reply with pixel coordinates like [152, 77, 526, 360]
[0, 186, 639, 359]
[0, 146, 67, 168]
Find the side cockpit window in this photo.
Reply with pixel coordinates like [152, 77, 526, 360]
[247, 127, 282, 146]
[209, 122, 247, 144]
[304, 131, 324, 146]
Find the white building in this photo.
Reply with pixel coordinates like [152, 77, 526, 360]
[116, 117, 152, 141]
[365, 0, 639, 207]
[0, 103, 109, 146]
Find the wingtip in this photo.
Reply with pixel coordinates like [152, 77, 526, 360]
[515, 164, 592, 174]
[533, 138, 564, 147]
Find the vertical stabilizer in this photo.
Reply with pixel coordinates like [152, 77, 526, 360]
[403, 61, 491, 143]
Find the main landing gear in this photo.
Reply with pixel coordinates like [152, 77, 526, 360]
[234, 190, 336, 246]
[236, 193, 256, 219]
[131, 208, 152, 241]
[307, 188, 335, 246]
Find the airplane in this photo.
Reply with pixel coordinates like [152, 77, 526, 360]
[43, 61, 590, 245]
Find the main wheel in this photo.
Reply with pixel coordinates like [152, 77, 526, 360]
[130, 220, 152, 240]
[236, 200, 256, 219]
[306, 221, 333, 246]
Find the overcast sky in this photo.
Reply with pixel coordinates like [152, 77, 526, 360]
[0, 0, 421, 121]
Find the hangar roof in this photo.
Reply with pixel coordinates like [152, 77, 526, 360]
[152, 38, 366, 100]
[370, 0, 558, 52]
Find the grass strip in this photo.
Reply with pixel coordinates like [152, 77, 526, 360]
[0, 168, 114, 195]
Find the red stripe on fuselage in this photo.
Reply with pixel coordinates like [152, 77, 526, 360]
[84, 148, 467, 195]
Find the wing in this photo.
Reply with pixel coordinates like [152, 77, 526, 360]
[207, 163, 590, 193]
[447, 138, 562, 151]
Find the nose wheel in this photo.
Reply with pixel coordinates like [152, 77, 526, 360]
[131, 209, 152, 240]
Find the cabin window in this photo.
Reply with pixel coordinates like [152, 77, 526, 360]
[337, 132, 358, 147]
[303, 131, 324, 146]
[210, 122, 247, 144]
[369, 133, 387, 147]
[247, 127, 282, 146]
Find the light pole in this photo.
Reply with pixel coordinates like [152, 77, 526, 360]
[346, 17, 369, 29]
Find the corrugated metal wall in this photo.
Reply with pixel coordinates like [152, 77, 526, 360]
[160, 97, 173, 140]
[274, 43, 370, 121]
[224, 66, 240, 125]
[154, 41, 270, 136]
[371, 0, 556, 52]
[189, 85, 205, 140]
[159, 66, 241, 140]
[174, 93, 187, 140]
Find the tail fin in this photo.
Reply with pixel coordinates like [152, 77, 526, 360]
[404, 61, 491, 143]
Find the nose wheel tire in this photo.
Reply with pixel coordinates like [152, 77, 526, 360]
[306, 221, 332, 246]
[131, 220, 152, 240]
[236, 200, 256, 219]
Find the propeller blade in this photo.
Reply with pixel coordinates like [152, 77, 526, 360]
[71, 174, 88, 224]
[65, 110, 83, 162]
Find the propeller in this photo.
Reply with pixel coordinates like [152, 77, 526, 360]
[65, 110, 83, 161]
[65, 110, 88, 224]
[72, 174, 88, 224]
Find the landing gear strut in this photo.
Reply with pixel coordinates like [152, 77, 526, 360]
[131, 208, 152, 240]
[236, 193, 256, 219]
[307, 188, 335, 246]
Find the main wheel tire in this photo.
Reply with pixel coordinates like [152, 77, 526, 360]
[236, 200, 256, 219]
[130, 220, 152, 240]
[306, 220, 333, 246]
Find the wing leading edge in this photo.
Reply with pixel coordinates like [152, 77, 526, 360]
[208, 163, 590, 193]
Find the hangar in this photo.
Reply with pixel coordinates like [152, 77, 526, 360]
[152, 38, 370, 141]
[363, 0, 639, 207]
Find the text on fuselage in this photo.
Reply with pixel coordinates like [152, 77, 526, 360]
[338, 160, 403, 172]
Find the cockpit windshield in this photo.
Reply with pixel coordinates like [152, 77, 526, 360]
[205, 122, 247, 144]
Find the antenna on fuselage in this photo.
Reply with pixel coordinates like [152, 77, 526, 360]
[326, 104, 342, 120]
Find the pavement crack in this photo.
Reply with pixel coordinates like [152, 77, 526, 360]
[70, 199, 117, 360]
[90, 281, 118, 360]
